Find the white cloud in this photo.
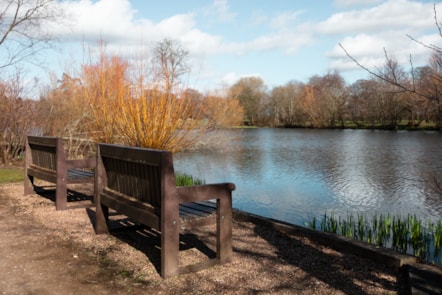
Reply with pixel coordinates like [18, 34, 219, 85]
[328, 30, 442, 73]
[270, 11, 304, 29]
[220, 72, 262, 86]
[321, 0, 442, 74]
[41, 0, 442, 88]
[209, 0, 237, 22]
[52, 0, 139, 41]
[333, 0, 383, 8]
[221, 72, 240, 85]
[155, 14, 197, 39]
[250, 11, 269, 26]
[318, 0, 434, 35]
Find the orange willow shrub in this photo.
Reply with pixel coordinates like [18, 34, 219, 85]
[82, 53, 205, 152]
[82, 55, 127, 144]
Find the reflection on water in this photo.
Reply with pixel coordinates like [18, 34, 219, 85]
[174, 128, 442, 226]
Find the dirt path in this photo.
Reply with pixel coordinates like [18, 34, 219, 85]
[0, 182, 405, 294]
[0, 183, 137, 295]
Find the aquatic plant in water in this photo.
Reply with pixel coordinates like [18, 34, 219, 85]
[308, 212, 442, 266]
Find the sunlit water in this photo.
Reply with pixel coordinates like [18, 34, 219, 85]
[174, 128, 442, 227]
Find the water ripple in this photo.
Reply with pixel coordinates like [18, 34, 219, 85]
[175, 129, 442, 226]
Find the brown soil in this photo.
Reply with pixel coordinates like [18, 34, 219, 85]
[0, 182, 408, 294]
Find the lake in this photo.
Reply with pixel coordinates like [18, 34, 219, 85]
[174, 128, 442, 227]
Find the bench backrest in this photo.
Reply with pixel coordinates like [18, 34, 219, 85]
[27, 136, 63, 171]
[97, 143, 177, 213]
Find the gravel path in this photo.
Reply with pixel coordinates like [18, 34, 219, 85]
[0, 182, 406, 294]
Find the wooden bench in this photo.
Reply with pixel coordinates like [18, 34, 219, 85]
[24, 136, 96, 210]
[94, 143, 236, 278]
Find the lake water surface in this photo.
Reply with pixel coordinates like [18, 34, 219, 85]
[174, 128, 442, 226]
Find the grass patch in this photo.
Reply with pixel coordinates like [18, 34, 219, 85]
[175, 172, 205, 186]
[0, 167, 24, 183]
[1, 168, 204, 186]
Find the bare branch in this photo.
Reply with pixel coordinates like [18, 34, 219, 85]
[339, 43, 435, 101]
[409, 53, 417, 92]
[0, 0, 60, 69]
[406, 34, 442, 54]
[434, 3, 442, 38]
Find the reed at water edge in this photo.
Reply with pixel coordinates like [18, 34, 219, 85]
[308, 212, 442, 265]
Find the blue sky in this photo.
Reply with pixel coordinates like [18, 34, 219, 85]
[39, 0, 442, 92]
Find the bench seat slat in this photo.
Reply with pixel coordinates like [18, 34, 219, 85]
[67, 169, 94, 179]
[179, 201, 216, 219]
[179, 202, 217, 228]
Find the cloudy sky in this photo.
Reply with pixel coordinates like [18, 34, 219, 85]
[44, 0, 442, 91]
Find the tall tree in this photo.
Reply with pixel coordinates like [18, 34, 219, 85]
[269, 81, 304, 127]
[347, 79, 383, 128]
[312, 71, 348, 128]
[229, 76, 267, 126]
[415, 54, 442, 128]
[0, 73, 34, 163]
[153, 38, 190, 96]
[377, 56, 411, 129]
[38, 73, 88, 138]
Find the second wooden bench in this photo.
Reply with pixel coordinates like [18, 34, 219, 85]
[94, 143, 236, 278]
[24, 136, 95, 210]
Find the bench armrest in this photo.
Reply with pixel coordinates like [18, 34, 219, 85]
[177, 183, 235, 203]
[66, 157, 96, 169]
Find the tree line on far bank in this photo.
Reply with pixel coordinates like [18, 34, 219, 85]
[1, 44, 442, 164]
[231, 59, 441, 130]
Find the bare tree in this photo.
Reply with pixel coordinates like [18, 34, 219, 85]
[340, 4, 442, 130]
[153, 38, 190, 96]
[228, 76, 267, 126]
[304, 72, 348, 128]
[0, 0, 60, 69]
[269, 81, 304, 127]
[347, 79, 382, 128]
[0, 73, 35, 163]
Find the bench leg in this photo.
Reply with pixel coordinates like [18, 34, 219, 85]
[217, 196, 233, 264]
[24, 174, 34, 195]
[161, 218, 180, 278]
[95, 202, 109, 234]
[55, 180, 67, 210]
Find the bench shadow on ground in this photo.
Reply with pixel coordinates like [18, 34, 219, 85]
[32, 184, 94, 209]
[85, 208, 217, 276]
[28, 187, 409, 292]
[27, 186, 217, 278]
[241, 220, 407, 295]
